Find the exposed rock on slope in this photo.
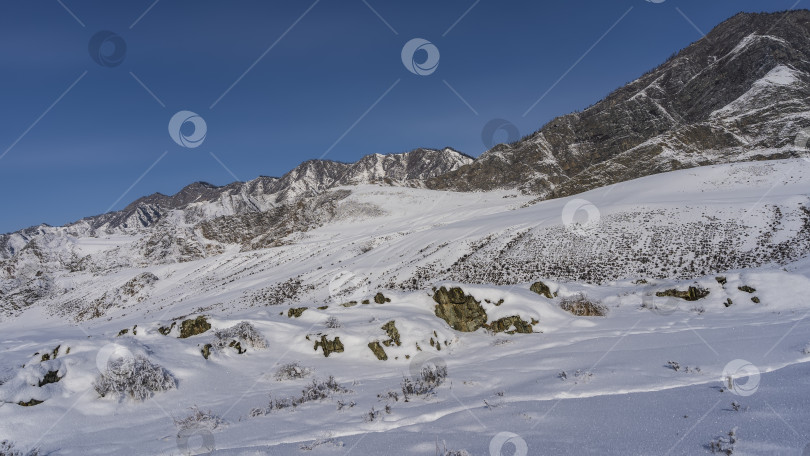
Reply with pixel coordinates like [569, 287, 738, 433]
[428, 11, 810, 198]
[433, 287, 488, 332]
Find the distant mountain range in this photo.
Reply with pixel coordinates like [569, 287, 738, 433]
[4, 10, 810, 316]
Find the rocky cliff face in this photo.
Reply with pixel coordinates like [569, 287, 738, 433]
[428, 11, 810, 198]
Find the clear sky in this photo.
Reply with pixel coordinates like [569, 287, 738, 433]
[0, 0, 802, 233]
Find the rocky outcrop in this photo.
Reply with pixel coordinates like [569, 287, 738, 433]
[529, 281, 555, 299]
[288, 307, 307, 318]
[485, 316, 534, 334]
[367, 341, 387, 361]
[432, 287, 488, 332]
[655, 286, 710, 301]
[381, 321, 401, 347]
[314, 335, 344, 357]
[179, 316, 211, 338]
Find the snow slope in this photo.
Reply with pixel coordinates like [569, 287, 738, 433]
[1, 160, 810, 455]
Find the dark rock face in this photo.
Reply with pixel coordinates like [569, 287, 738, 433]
[287, 307, 307, 318]
[486, 316, 534, 334]
[314, 335, 344, 357]
[529, 281, 555, 299]
[179, 316, 211, 338]
[432, 287, 488, 332]
[38, 370, 62, 387]
[374, 292, 391, 304]
[368, 341, 388, 360]
[158, 322, 176, 335]
[656, 286, 710, 301]
[381, 320, 401, 347]
[428, 11, 810, 198]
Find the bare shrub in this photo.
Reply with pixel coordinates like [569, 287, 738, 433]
[300, 433, 343, 451]
[274, 362, 312, 381]
[559, 293, 607, 316]
[252, 376, 350, 415]
[0, 441, 39, 456]
[364, 406, 382, 422]
[435, 439, 470, 456]
[93, 355, 176, 401]
[709, 427, 737, 454]
[324, 316, 341, 329]
[401, 364, 448, 400]
[173, 405, 224, 432]
[212, 321, 267, 353]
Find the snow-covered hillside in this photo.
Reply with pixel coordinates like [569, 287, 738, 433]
[1, 159, 809, 455]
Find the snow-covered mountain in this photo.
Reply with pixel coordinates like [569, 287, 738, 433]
[3, 10, 810, 455]
[5, 12, 810, 317]
[0, 148, 472, 313]
[73, 146, 473, 234]
[429, 11, 810, 197]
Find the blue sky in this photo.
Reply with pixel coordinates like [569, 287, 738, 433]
[0, 0, 802, 233]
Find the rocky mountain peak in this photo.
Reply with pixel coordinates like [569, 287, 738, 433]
[428, 9, 810, 197]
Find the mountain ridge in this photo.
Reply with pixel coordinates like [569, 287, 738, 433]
[428, 9, 810, 197]
[4, 10, 810, 315]
[6, 11, 810, 237]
